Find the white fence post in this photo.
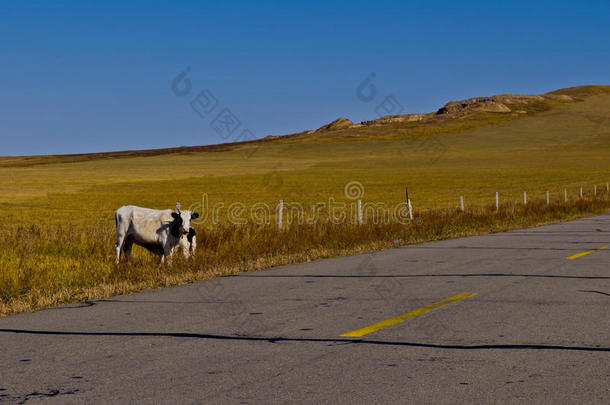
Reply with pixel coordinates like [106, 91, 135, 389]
[594, 184, 597, 196]
[546, 190, 550, 205]
[460, 195, 464, 212]
[407, 199, 413, 220]
[580, 187, 583, 199]
[278, 200, 283, 231]
[524, 191, 527, 205]
[564, 188, 567, 202]
[357, 199, 363, 224]
[495, 192, 499, 211]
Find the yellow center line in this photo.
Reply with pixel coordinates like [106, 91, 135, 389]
[564, 246, 607, 260]
[339, 292, 478, 338]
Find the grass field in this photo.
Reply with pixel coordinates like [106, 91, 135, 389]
[1, 86, 609, 315]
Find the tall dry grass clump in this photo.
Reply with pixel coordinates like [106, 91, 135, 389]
[1, 195, 608, 316]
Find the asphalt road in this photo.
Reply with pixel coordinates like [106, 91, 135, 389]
[1, 214, 609, 404]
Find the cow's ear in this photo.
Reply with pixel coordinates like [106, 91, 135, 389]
[191, 213, 199, 219]
[171, 213, 180, 219]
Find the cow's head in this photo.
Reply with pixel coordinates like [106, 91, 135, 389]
[170, 210, 199, 237]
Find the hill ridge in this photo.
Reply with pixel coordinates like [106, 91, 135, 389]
[2, 85, 609, 167]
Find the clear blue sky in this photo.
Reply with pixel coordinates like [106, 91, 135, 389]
[1, 0, 609, 156]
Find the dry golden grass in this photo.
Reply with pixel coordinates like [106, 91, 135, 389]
[1, 195, 608, 316]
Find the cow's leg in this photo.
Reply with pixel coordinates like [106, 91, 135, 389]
[122, 236, 134, 262]
[167, 246, 175, 265]
[115, 232, 126, 264]
[179, 236, 190, 259]
[189, 235, 197, 257]
[161, 243, 173, 266]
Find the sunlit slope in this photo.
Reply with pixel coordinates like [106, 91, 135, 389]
[1, 89, 608, 222]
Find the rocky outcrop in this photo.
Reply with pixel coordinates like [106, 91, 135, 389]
[434, 92, 575, 117]
[492, 94, 545, 105]
[437, 97, 511, 115]
[315, 117, 353, 132]
[306, 89, 577, 137]
[361, 114, 425, 126]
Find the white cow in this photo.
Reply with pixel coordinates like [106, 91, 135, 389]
[115, 205, 199, 264]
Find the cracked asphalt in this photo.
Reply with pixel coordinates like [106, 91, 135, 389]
[1, 214, 608, 404]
